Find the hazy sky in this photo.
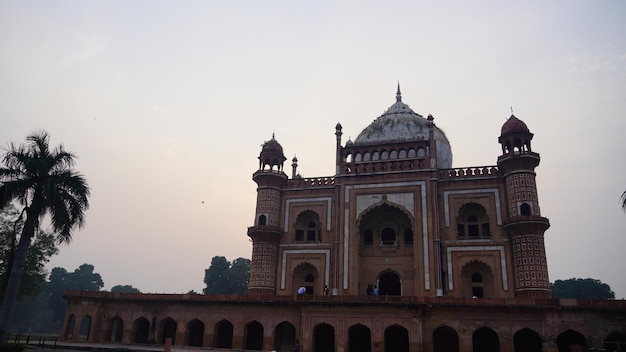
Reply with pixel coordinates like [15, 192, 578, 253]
[1, 1, 625, 298]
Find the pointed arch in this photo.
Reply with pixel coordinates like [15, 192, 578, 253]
[313, 323, 335, 352]
[293, 262, 319, 295]
[159, 317, 177, 345]
[132, 317, 150, 344]
[473, 326, 500, 352]
[348, 324, 371, 352]
[244, 320, 264, 350]
[78, 315, 92, 341]
[214, 319, 233, 349]
[107, 316, 124, 342]
[556, 329, 587, 352]
[186, 319, 204, 347]
[384, 324, 409, 352]
[514, 328, 542, 352]
[357, 201, 414, 249]
[64, 314, 76, 340]
[433, 325, 459, 352]
[294, 210, 322, 242]
[378, 269, 402, 296]
[457, 202, 491, 239]
[461, 260, 495, 298]
[604, 331, 626, 352]
[275, 321, 296, 352]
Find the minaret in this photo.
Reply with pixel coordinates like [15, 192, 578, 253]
[497, 115, 551, 298]
[247, 134, 288, 295]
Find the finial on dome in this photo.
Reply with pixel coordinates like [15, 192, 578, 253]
[272, 132, 275, 139]
[396, 82, 402, 102]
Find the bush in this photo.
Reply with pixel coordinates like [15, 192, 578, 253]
[0, 342, 26, 352]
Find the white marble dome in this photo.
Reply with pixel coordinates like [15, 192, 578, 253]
[353, 87, 453, 169]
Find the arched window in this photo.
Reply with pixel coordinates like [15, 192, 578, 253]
[457, 203, 491, 240]
[381, 227, 396, 245]
[471, 273, 484, 298]
[520, 203, 532, 216]
[258, 215, 267, 226]
[295, 211, 321, 242]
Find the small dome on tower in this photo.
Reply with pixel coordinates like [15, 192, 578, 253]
[259, 134, 287, 171]
[500, 115, 529, 135]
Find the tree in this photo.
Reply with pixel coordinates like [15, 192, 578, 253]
[1, 204, 59, 301]
[47, 264, 103, 330]
[0, 130, 90, 340]
[551, 278, 615, 299]
[203, 256, 250, 294]
[111, 285, 141, 293]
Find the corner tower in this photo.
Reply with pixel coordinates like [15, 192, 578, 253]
[247, 134, 287, 295]
[497, 115, 551, 298]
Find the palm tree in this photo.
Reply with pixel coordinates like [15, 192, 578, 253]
[0, 130, 89, 341]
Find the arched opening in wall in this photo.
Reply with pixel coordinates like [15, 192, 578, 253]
[380, 227, 396, 245]
[186, 319, 204, 347]
[384, 324, 408, 352]
[346, 153, 353, 163]
[372, 151, 379, 161]
[275, 321, 296, 352]
[514, 328, 542, 352]
[433, 326, 459, 352]
[244, 320, 264, 350]
[107, 316, 123, 342]
[358, 203, 413, 250]
[160, 317, 177, 345]
[472, 327, 500, 352]
[64, 314, 75, 340]
[390, 150, 398, 159]
[417, 148, 425, 158]
[132, 317, 150, 344]
[378, 270, 401, 296]
[461, 261, 495, 298]
[348, 324, 371, 352]
[381, 151, 388, 160]
[364, 152, 370, 161]
[355, 153, 362, 162]
[604, 331, 626, 352]
[457, 203, 490, 240]
[214, 319, 233, 349]
[294, 210, 321, 242]
[399, 150, 407, 159]
[408, 149, 416, 158]
[258, 215, 267, 226]
[293, 262, 318, 295]
[556, 329, 587, 352]
[78, 315, 91, 341]
[520, 203, 532, 216]
[313, 323, 335, 352]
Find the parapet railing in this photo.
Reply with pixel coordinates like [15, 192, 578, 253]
[439, 166, 499, 180]
[288, 176, 335, 188]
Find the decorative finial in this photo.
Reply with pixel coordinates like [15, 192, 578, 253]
[396, 82, 402, 102]
[510, 107, 514, 117]
[272, 132, 275, 139]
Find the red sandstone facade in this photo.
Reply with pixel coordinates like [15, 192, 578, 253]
[63, 87, 626, 352]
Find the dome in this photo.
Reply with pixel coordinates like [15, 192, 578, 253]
[259, 134, 286, 171]
[500, 115, 529, 135]
[353, 86, 453, 168]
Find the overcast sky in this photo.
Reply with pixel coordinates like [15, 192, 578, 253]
[1, 1, 625, 298]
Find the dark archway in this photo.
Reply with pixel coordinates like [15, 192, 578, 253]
[605, 331, 626, 352]
[348, 324, 371, 352]
[245, 320, 264, 350]
[473, 327, 500, 352]
[275, 321, 296, 352]
[108, 316, 123, 342]
[64, 314, 76, 340]
[160, 317, 177, 345]
[214, 319, 234, 349]
[384, 324, 408, 352]
[313, 323, 335, 352]
[379, 270, 401, 296]
[78, 315, 91, 341]
[514, 328, 542, 352]
[132, 317, 150, 344]
[186, 319, 204, 347]
[433, 326, 459, 352]
[557, 329, 587, 352]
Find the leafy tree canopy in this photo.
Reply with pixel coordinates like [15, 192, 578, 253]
[203, 256, 250, 295]
[111, 284, 141, 293]
[551, 278, 615, 299]
[0, 203, 59, 301]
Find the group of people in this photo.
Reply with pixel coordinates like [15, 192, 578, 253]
[366, 284, 379, 296]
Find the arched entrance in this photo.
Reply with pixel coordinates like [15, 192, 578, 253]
[244, 320, 264, 350]
[348, 324, 371, 352]
[186, 319, 204, 347]
[313, 323, 335, 352]
[275, 321, 296, 352]
[557, 329, 587, 352]
[378, 270, 401, 296]
[108, 316, 123, 342]
[605, 331, 626, 352]
[160, 317, 177, 345]
[132, 317, 150, 344]
[64, 314, 75, 340]
[473, 327, 500, 352]
[214, 319, 233, 349]
[514, 328, 542, 352]
[78, 315, 91, 341]
[293, 262, 318, 295]
[384, 324, 408, 352]
[433, 326, 459, 352]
